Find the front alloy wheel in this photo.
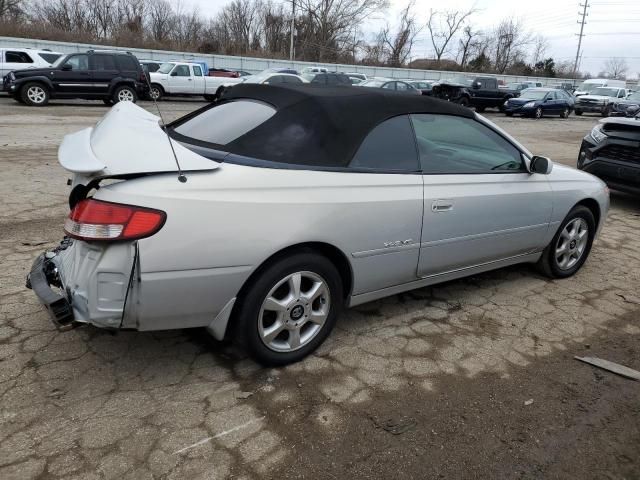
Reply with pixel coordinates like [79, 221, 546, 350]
[22, 83, 49, 106]
[560, 107, 570, 118]
[535, 107, 543, 119]
[113, 85, 137, 103]
[258, 271, 330, 352]
[537, 205, 595, 278]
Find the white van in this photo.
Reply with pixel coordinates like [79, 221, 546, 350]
[574, 78, 626, 97]
[1, 48, 63, 80]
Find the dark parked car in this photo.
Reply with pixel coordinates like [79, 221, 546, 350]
[431, 76, 519, 112]
[359, 79, 421, 94]
[503, 88, 574, 119]
[310, 72, 352, 86]
[578, 115, 640, 195]
[3, 50, 149, 106]
[609, 91, 640, 116]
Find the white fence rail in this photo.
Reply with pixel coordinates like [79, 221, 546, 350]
[1, 35, 575, 85]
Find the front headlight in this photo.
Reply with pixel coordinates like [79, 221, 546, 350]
[523, 101, 535, 108]
[589, 124, 607, 144]
[9, 72, 15, 81]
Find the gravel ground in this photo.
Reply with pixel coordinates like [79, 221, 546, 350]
[0, 97, 639, 480]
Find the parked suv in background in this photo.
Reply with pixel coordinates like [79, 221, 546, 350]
[3, 50, 149, 106]
[1, 48, 63, 83]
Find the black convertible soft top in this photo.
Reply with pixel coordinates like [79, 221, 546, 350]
[177, 84, 474, 168]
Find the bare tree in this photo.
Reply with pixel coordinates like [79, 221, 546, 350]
[491, 18, 531, 73]
[456, 25, 482, 69]
[602, 57, 628, 79]
[147, 0, 175, 43]
[427, 7, 476, 63]
[381, 2, 420, 67]
[0, 0, 24, 18]
[531, 34, 548, 65]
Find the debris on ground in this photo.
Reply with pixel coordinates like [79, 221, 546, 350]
[370, 415, 417, 435]
[524, 399, 534, 406]
[574, 356, 640, 381]
[234, 391, 254, 399]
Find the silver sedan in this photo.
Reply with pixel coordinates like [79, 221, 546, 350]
[27, 84, 609, 365]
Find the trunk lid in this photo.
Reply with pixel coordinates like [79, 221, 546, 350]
[58, 101, 218, 183]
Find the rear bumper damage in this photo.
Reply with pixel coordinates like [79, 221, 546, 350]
[27, 238, 137, 331]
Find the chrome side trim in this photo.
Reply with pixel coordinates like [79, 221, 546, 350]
[347, 252, 541, 307]
[352, 242, 420, 258]
[59, 83, 109, 87]
[420, 223, 548, 248]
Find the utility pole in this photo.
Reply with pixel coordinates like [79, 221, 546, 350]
[573, 1, 589, 78]
[289, 0, 296, 62]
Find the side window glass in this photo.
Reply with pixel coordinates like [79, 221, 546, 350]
[350, 115, 419, 172]
[93, 55, 116, 71]
[6, 51, 33, 63]
[193, 65, 202, 76]
[65, 55, 89, 71]
[412, 114, 525, 174]
[283, 75, 302, 84]
[382, 82, 395, 90]
[396, 82, 409, 91]
[173, 65, 190, 76]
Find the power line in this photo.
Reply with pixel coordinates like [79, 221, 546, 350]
[573, 1, 589, 77]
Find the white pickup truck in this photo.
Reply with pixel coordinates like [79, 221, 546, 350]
[149, 62, 241, 101]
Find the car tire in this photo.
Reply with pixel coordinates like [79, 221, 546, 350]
[457, 97, 470, 107]
[476, 106, 486, 113]
[21, 82, 49, 106]
[534, 107, 543, 119]
[203, 94, 216, 102]
[505, 112, 513, 117]
[234, 251, 343, 366]
[574, 109, 583, 116]
[149, 84, 163, 101]
[537, 205, 596, 279]
[103, 99, 113, 106]
[560, 107, 570, 118]
[112, 85, 137, 104]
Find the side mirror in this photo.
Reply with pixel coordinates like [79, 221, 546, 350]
[61, 64, 72, 71]
[530, 156, 553, 175]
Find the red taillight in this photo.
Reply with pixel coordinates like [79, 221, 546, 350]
[64, 199, 166, 241]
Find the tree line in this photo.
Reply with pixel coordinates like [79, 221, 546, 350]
[0, 0, 619, 78]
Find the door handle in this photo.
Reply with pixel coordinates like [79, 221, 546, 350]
[188, 78, 192, 81]
[431, 200, 453, 212]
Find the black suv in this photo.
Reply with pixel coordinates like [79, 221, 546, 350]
[578, 116, 640, 195]
[3, 50, 149, 106]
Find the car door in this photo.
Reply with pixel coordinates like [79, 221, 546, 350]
[411, 113, 553, 277]
[382, 81, 397, 91]
[168, 65, 193, 93]
[192, 64, 205, 93]
[346, 115, 424, 294]
[543, 91, 558, 114]
[89, 54, 118, 96]
[53, 54, 91, 96]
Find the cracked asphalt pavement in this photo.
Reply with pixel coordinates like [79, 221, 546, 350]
[1, 97, 639, 479]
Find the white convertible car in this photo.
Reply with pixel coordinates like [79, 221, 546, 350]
[28, 85, 609, 365]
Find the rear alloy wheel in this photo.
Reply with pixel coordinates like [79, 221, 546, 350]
[574, 109, 583, 116]
[537, 206, 595, 278]
[235, 251, 343, 365]
[560, 107, 570, 118]
[113, 85, 137, 104]
[149, 84, 163, 101]
[21, 82, 49, 106]
[457, 97, 470, 107]
[534, 107, 543, 119]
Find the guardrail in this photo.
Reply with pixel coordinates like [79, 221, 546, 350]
[1, 35, 576, 85]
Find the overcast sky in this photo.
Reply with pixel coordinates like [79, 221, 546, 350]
[184, 0, 640, 78]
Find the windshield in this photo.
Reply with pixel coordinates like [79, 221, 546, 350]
[577, 82, 603, 93]
[360, 79, 387, 87]
[157, 62, 175, 74]
[592, 87, 619, 97]
[520, 89, 548, 100]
